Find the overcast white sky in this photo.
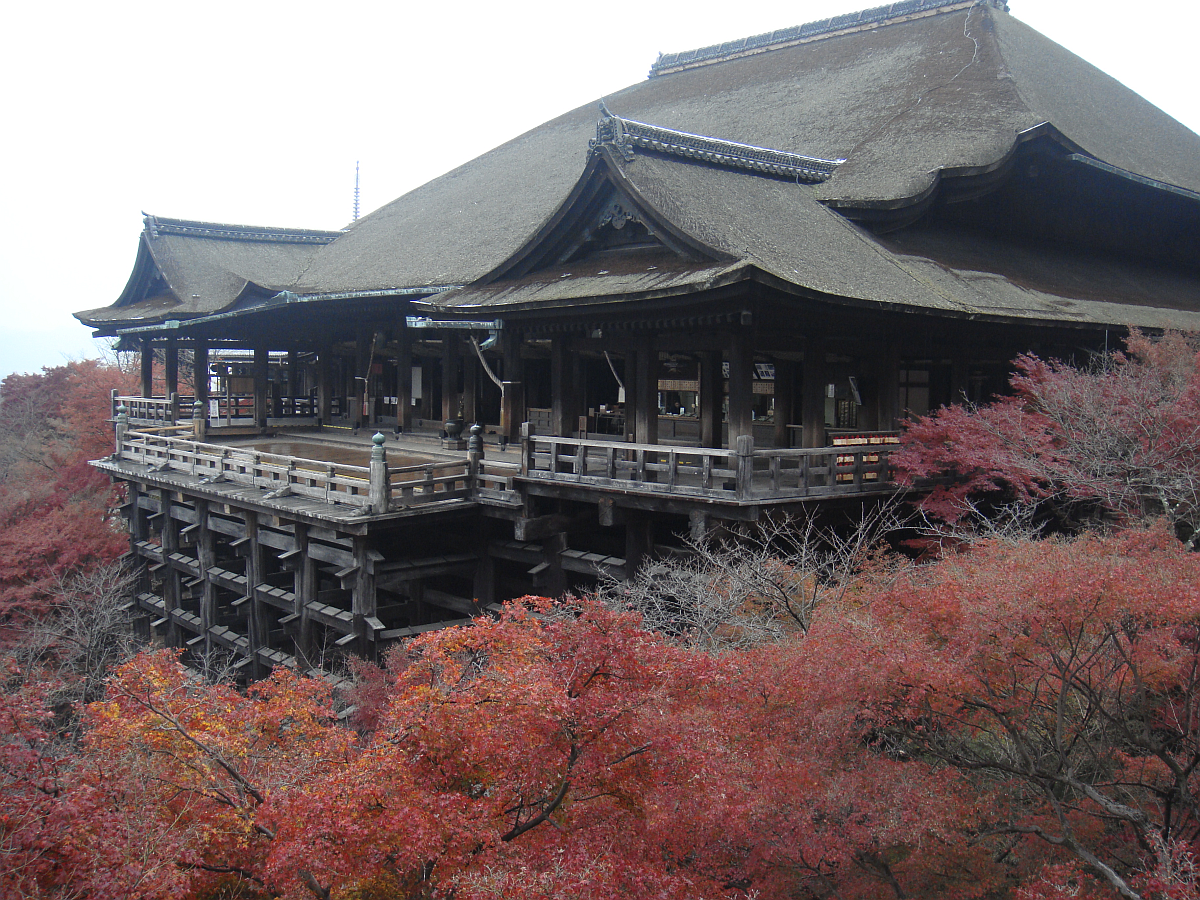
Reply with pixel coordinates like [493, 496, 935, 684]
[1, 0, 1197, 377]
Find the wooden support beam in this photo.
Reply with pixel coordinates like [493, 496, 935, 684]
[396, 320, 412, 433]
[194, 342, 209, 408]
[500, 332, 524, 445]
[726, 329, 753, 451]
[195, 500, 217, 660]
[551, 336, 575, 437]
[244, 511, 270, 679]
[253, 346, 269, 431]
[698, 350, 721, 449]
[164, 338, 179, 401]
[316, 344, 332, 426]
[632, 333, 657, 445]
[802, 338, 828, 449]
[352, 535, 377, 661]
[442, 334, 461, 425]
[140, 337, 154, 398]
[159, 490, 181, 647]
[773, 358, 796, 448]
[355, 325, 371, 428]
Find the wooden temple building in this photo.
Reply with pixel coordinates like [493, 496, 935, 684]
[78, 0, 1200, 676]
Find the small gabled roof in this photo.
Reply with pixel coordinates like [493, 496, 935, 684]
[76, 216, 342, 330]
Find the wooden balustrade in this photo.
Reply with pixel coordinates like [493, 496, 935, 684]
[114, 393, 189, 426]
[114, 429, 520, 514]
[520, 432, 896, 501]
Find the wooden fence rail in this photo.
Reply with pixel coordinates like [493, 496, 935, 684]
[520, 430, 895, 501]
[113, 430, 512, 514]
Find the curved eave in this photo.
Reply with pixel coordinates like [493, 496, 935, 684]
[823, 123, 1200, 233]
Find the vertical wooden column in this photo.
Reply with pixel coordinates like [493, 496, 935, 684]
[244, 511, 269, 679]
[950, 353, 969, 406]
[473, 523, 496, 609]
[286, 350, 299, 417]
[253, 346, 269, 430]
[632, 333, 658, 445]
[877, 344, 901, 431]
[164, 338, 179, 400]
[292, 524, 315, 666]
[624, 511, 654, 582]
[500, 332, 524, 445]
[550, 336, 576, 436]
[316, 345, 332, 426]
[193, 342, 209, 408]
[140, 338, 154, 397]
[396, 320, 412, 432]
[441, 335, 461, 424]
[352, 536, 376, 659]
[726, 331, 753, 451]
[159, 490, 181, 647]
[355, 326, 371, 428]
[773, 359, 796, 448]
[463, 346, 479, 425]
[698, 351, 721, 448]
[802, 338, 828, 448]
[195, 500, 217, 659]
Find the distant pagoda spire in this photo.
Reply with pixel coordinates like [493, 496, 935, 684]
[353, 161, 361, 221]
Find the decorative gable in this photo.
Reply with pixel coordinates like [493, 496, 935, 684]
[476, 144, 729, 286]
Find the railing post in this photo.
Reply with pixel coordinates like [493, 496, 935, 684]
[468, 424, 484, 492]
[735, 434, 754, 499]
[113, 404, 128, 457]
[193, 400, 207, 442]
[111, 389, 118, 421]
[369, 433, 390, 515]
[520, 422, 533, 477]
[169, 392, 179, 426]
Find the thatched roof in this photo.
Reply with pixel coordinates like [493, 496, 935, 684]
[80, 1, 1200, 334]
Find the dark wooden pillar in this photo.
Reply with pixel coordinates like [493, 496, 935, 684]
[551, 337, 577, 436]
[159, 491, 181, 647]
[726, 331, 753, 451]
[244, 511, 268, 679]
[878, 344, 901, 431]
[140, 338, 154, 397]
[501, 333, 524, 444]
[293, 524, 315, 666]
[253, 346, 269, 430]
[699, 351, 721, 448]
[286, 350, 299, 417]
[164, 338, 179, 400]
[632, 334, 658, 445]
[773, 359, 796, 448]
[950, 353, 970, 407]
[194, 342, 209, 408]
[624, 511, 654, 582]
[355, 326, 371, 428]
[463, 346, 479, 425]
[195, 500, 217, 659]
[352, 536, 376, 659]
[397, 320, 412, 432]
[802, 339, 828, 448]
[442, 335, 461, 424]
[316, 345, 332, 426]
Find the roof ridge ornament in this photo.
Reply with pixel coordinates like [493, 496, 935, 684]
[650, 0, 1007, 77]
[589, 103, 843, 183]
[140, 215, 344, 245]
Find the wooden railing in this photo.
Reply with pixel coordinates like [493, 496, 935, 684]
[114, 393, 191, 426]
[112, 429, 502, 514]
[520, 431, 895, 501]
